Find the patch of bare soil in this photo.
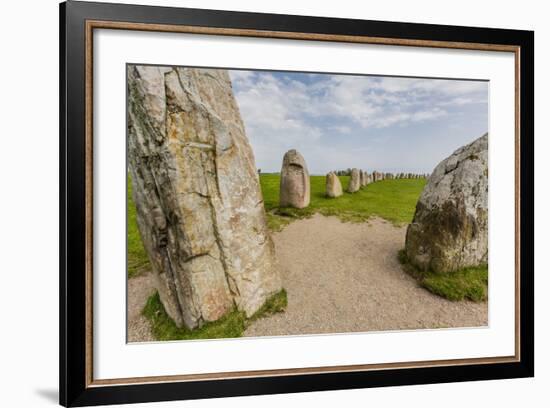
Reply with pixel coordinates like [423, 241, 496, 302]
[244, 214, 487, 337]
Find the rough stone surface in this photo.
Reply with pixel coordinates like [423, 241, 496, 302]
[347, 168, 361, 193]
[405, 134, 488, 273]
[326, 172, 343, 198]
[127, 65, 282, 329]
[280, 149, 310, 208]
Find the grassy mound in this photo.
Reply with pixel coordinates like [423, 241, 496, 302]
[260, 174, 426, 231]
[398, 249, 488, 302]
[142, 289, 288, 341]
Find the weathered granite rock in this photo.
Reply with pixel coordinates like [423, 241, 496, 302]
[347, 168, 361, 193]
[360, 171, 366, 187]
[127, 65, 282, 329]
[405, 133, 489, 273]
[326, 172, 343, 198]
[280, 149, 310, 208]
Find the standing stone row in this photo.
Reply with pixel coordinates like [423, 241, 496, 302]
[279, 149, 431, 206]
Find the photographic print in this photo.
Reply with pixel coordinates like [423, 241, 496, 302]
[60, 4, 533, 404]
[126, 65, 489, 342]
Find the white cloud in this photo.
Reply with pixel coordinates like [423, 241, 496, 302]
[230, 70, 487, 133]
[229, 69, 488, 173]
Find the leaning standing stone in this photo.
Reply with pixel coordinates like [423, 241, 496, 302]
[280, 149, 310, 208]
[347, 168, 361, 193]
[326, 172, 343, 198]
[128, 66, 282, 329]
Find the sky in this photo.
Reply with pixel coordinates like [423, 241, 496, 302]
[228, 69, 488, 175]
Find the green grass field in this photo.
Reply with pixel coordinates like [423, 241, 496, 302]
[260, 174, 426, 231]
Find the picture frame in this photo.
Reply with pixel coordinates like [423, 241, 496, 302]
[59, 1, 534, 406]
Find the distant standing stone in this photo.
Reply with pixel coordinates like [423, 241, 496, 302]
[362, 170, 369, 186]
[326, 172, 343, 198]
[280, 149, 310, 208]
[347, 168, 361, 193]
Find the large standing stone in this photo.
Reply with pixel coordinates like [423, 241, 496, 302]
[326, 172, 343, 198]
[405, 134, 488, 273]
[279, 149, 310, 208]
[347, 168, 361, 193]
[127, 66, 282, 329]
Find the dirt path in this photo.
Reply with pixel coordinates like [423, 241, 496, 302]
[127, 214, 487, 342]
[127, 273, 155, 343]
[244, 214, 487, 337]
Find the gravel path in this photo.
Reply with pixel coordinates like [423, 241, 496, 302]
[244, 214, 487, 337]
[127, 273, 155, 343]
[127, 214, 487, 342]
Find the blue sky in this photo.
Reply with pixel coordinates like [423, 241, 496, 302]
[229, 69, 488, 175]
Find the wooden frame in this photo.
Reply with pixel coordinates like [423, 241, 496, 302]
[60, 1, 534, 406]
